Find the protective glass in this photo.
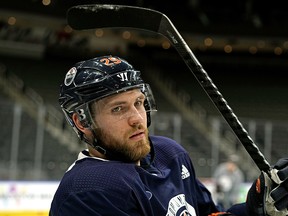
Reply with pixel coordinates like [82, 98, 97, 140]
[88, 84, 157, 123]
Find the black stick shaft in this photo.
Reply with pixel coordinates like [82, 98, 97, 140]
[67, 4, 271, 173]
[158, 15, 271, 172]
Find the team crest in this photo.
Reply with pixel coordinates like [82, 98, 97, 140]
[64, 67, 77, 86]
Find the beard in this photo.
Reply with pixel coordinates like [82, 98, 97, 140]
[94, 124, 151, 162]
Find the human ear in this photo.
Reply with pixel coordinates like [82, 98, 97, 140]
[72, 112, 87, 133]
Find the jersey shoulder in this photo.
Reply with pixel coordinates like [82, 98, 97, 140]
[150, 135, 188, 155]
[51, 159, 143, 214]
[61, 159, 139, 195]
[149, 135, 190, 167]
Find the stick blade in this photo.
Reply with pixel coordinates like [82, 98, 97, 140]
[67, 4, 163, 32]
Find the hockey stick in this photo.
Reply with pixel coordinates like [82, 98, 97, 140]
[66, 4, 271, 173]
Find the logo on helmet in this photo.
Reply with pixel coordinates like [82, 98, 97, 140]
[117, 72, 129, 82]
[64, 67, 77, 86]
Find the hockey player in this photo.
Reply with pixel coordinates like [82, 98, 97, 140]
[49, 55, 288, 216]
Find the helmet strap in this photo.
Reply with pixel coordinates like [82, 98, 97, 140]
[80, 128, 107, 156]
[90, 129, 107, 155]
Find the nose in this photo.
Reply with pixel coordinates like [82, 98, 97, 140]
[127, 108, 145, 126]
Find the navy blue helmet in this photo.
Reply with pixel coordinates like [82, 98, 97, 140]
[59, 56, 157, 139]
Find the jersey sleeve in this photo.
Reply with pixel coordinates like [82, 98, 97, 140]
[226, 203, 248, 216]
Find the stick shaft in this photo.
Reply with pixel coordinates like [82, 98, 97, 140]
[67, 5, 271, 172]
[158, 16, 271, 172]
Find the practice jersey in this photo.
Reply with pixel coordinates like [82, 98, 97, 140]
[49, 135, 247, 216]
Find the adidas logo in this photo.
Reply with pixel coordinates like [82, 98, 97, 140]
[181, 165, 190, 179]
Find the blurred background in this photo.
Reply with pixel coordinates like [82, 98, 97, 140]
[1, 0, 288, 214]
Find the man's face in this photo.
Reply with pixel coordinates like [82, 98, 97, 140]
[91, 89, 150, 162]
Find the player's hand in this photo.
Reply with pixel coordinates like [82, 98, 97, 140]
[246, 158, 288, 216]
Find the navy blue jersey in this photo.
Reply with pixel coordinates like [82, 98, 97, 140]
[49, 135, 247, 216]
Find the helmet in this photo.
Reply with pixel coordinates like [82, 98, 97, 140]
[59, 56, 157, 139]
